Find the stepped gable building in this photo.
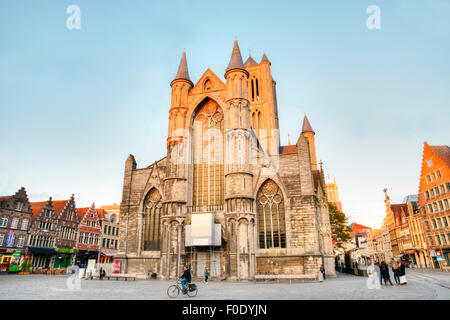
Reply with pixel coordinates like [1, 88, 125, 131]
[29, 198, 60, 268]
[117, 40, 335, 280]
[29, 195, 78, 269]
[0, 187, 32, 273]
[418, 142, 450, 268]
[75, 204, 102, 265]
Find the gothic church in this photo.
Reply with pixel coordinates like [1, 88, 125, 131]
[117, 40, 335, 280]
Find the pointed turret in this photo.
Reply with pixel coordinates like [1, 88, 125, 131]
[171, 50, 193, 87]
[244, 54, 258, 68]
[260, 52, 271, 65]
[225, 39, 248, 78]
[302, 114, 315, 134]
[299, 114, 317, 170]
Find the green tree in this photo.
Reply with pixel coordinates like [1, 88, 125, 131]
[328, 202, 351, 249]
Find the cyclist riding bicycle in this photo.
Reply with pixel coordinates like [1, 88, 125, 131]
[178, 265, 191, 295]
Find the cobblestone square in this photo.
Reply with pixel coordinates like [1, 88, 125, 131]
[1, 270, 449, 300]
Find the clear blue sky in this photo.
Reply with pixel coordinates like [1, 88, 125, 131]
[1, 0, 449, 228]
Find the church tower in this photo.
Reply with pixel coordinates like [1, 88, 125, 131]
[160, 50, 193, 279]
[224, 39, 255, 280]
[244, 52, 280, 156]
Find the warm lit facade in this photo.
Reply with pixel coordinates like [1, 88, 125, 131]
[326, 177, 343, 212]
[0, 188, 32, 273]
[405, 195, 430, 268]
[418, 142, 450, 269]
[75, 204, 102, 266]
[117, 40, 335, 280]
[29, 196, 78, 269]
[98, 209, 119, 263]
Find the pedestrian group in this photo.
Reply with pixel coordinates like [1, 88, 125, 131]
[375, 260, 408, 286]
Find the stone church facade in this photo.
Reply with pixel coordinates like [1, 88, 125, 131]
[116, 40, 335, 280]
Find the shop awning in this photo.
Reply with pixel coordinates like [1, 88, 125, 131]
[101, 251, 116, 257]
[28, 247, 57, 255]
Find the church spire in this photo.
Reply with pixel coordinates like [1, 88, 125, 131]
[260, 52, 271, 65]
[171, 49, 193, 87]
[302, 114, 315, 134]
[225, 38, 247, 77]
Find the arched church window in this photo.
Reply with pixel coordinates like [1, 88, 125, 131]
[257, 180, 286, 249]
[255, 78, 259, 101]
[142, 188, 163, 251]
[192, 99, 224, 207]
[204, 79, 212, 92]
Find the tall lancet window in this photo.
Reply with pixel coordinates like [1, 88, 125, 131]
[192, 99, 224, 207]
[142, 189, 162, 251]
[257, 179, 286, 249]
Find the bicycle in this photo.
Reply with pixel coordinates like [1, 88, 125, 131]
[167, 279, 198, 298]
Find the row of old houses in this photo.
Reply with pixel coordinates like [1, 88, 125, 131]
[0, 188, 120, 273]
[366, 142, 450, 270]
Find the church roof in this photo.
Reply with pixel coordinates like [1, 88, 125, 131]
[172, 50, 193, 86]
[279, 145, 298, 155]
[225, 39, 247, 76]
[244, 55, 258, 68]
[302, 114, 314, 134]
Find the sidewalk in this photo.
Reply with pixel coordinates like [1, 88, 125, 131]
[407, 267, 450, 273]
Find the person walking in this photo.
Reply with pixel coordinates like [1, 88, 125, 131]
[204, 266, 209, 284]
[380, 261, 393, 286]
[399, 261, 407, 285]
[375, 261, 383, 285]
[392, 261, 400, 285]
[320, 264, 326, 280]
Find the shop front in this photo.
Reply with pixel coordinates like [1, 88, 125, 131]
[54, 247, 76, 269]
[99, 251, 116, 264]
[75, 250, 98, 267]
[29, 247, 57, 269]
[0, 249, 29, 273]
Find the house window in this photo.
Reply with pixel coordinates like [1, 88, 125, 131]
[0, 234, 4, 246]
[114, 240, 118, 249]
[427, 159, 433, 167]
[430, 189, 435, 197]
[426, 191, 430, 199]
[427, 175, 431, 183]
[444, 216, 449, 227]
[435, 187, 440, 196]
[429, 236, 434, 246]
[1, 216, 8, 227]
[438, 218, 443, 228]
[440, 185, 445, 193]
[432, 173, 436, 181]
[15, 202, 23, 211]
[21, 219, 28, 230]
[438, 201, 444, 211]
[447, 182, 450, 192]
[437, 170, 441, 178]
[11, 218, 19, 229]
[442, 234, 448, 245]
[428, 204, 433, 213]
[433, 203, 438, 212]
[17, 236, 24, 247]
[436, 235, 442, 245]
[444, 199, 449, 210]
